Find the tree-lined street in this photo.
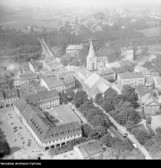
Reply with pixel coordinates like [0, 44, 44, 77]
[93, 102, 152, 159]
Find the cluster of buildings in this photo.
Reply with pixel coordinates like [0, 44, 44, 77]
[0, 40, 85, 152]
[13, 98, 82, 151]
[72, 39, 161, 132]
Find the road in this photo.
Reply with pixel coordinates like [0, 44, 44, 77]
[93, 103, 153, 160]
[68, 102, 94, 129]
[38, 38, 53, 58]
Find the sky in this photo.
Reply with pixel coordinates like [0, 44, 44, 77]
[0, 0, 161, 9]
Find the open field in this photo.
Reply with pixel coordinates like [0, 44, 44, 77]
[47, 104, 81, 125]
[138, 27, 161, 38]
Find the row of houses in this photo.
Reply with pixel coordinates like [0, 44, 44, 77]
[13, 99, 82, 151]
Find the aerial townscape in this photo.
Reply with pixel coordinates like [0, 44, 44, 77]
[1, 0, 161, 160]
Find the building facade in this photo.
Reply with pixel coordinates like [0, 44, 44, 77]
[26, 90, 60, 110]
[117, 72, 145, 88]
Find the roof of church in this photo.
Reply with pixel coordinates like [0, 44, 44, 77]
[84, 73, 100, 88]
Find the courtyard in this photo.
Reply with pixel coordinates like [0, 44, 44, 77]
[46, 104, 82, 125]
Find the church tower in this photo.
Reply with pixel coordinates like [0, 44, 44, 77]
[86, 40, 97, 71]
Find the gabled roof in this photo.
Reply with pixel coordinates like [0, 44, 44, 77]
[18, 85, 37, 98]
[135, 85, 153, 98]
[4, 89, 19, 99]
[104, 87, 118, 98]
[84, 73, 100, 88]
[26, 90, 59, 104]
[42, 77, 65, 89]
[97, 82, 110, 93]
[18, 73, 38, 80]
[64, 75, 75, 85]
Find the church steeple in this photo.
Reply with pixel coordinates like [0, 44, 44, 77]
[87, 40, 96, 59]
[86, 40, 97, 71]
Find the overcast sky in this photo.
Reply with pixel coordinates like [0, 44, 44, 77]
[0, 0, 161, 8]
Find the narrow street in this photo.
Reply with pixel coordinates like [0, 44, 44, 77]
[93, 102, 153, 160]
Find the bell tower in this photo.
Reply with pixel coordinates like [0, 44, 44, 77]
[86, 40, 97, 71]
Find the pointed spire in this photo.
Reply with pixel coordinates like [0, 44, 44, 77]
[87, 40, 96, 58]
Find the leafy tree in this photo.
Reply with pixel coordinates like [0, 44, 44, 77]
[86, 109, 101, 121]
[65, 89, 75, 101]
[101, 98, 115, 113]
[100, 133, 113, 147]
[122, 85, 139, 108]
[81, 124, 94, 138]
[95, 93, 103, 105]
[90, 114, 105, 128]
[73, 90, 88, 108]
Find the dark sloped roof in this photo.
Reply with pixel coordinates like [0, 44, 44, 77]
[104, 87, 118, 98]
[26, 90, 59, 104]
[4, 88, 18, 99]
[63, 75, 75, 85]
[18, 85, 37, 98]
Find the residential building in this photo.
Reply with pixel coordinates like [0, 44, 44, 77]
[29, 61, 41, 73]
[40, 77, 66, 92]
[14, 73, 38, 87]
[73, 140, 104, 159]
[18, 85, 37, 98]
[99, 68, 116, 81]
[141, 93, 161, 116]
[26, 90, 60, 110]
[13, 100, 82, 151]
[66, 44, 83, 57]
[135, 85, 153, 103]
[34, 86, 47, 93]
[122, 49, 134, 61]
[117, 72, 145, 89]
[0, 89, 19, 107]
[63, 75, 75, 89]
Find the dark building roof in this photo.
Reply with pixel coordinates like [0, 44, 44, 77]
[104, 87, 118, 98]
[34, 86, 47, 93]
[26, 90, 59, 105]
[19, 73, 38, 80]
[18, 85, 37, 98]
[63, 75, 75, 86]
[3, 89, 19, 99]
